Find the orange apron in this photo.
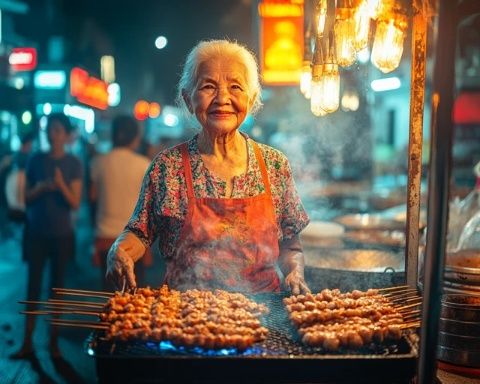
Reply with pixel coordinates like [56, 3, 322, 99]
[164, 141, 281, 292]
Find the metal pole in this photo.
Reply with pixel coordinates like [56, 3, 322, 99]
[405, 0, 428, 288]
[418, 0, 456, 382]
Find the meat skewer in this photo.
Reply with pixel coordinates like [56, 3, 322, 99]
[284, 288, 421, 351]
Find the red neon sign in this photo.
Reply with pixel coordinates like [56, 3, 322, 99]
[9, 47, 37, 71]
[70, 67, 109, 110]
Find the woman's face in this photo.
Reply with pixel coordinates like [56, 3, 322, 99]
[187, 56, 253, 136]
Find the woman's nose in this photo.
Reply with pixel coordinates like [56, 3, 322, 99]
[214, 86, 230, 104]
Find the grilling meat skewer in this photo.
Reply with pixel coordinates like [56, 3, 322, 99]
[284, 288, 421, 351]
[100, 285, 269, 350]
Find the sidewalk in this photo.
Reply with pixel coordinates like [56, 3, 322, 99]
[0, 208, 99, 384]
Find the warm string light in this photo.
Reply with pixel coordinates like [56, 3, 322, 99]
[371, 12, 408, 73]
[353, 0, 371, 51]
[316, 0, 328, 35]
[334, 6, 356, 67]
[301, 0, 407, 116]
[310, 64, 327, 116]
[300, 61, 313, 99]
[319, 62, 340, 113]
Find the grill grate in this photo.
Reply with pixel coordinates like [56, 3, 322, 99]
[86, 293, 415, 358]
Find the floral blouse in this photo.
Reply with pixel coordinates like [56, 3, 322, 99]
[126, 134, 310, 260]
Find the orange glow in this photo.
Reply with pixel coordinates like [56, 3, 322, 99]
[259, 0, 304, 86]
[149, 102, 161, 118]
[70, 67, 109, 110]
[134, 100, 150, 121]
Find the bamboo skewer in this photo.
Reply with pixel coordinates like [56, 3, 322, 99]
[388, 292, 420, 302]
[397, 302, 423, 312]
[378, 285, 411, 292]
[393, 298, 422, 309]
[400, 322, 421, 330]
[19, 300, 104, 309]
[402, 309, 421, 317]
[52, 287, 114, 297]
[48, 318, 108, 326]
[49, 320, 108, 330]
[21, 310, 99, 316]
[52, 290, 113, 299]
[383, 288, 418, 298]
[48, 299, 105, 308]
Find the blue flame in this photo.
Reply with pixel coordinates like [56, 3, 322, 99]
[142, 340, 258, 356]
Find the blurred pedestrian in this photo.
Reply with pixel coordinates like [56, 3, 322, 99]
[5, 131, 35, 223]
[11, 113, 83, 360]
[89, 115, 152, 291]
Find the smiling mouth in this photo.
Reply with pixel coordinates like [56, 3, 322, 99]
[209, 112, 234, 118]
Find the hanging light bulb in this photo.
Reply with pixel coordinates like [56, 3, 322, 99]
[316, 0, 328, 36]
[300, 61, 312, 99]
[371, 12, 408, 73]
[310, 64, 327, 116]
[320, 62, 340, 113]
[365, 0, 382, 19]
[353, 0, 371, 51]
[334, 6, 356, 67]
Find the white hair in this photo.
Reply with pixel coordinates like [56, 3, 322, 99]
[176, 39, 263, 129]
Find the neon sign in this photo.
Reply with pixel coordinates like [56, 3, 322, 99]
[9, 47, 37, 71]
[258, 0, 304, 86]
[70, 67, 109, 110]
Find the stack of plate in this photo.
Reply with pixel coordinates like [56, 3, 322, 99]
[438, 294, 480, 368]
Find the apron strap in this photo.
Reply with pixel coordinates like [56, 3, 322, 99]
[180, 143, 195, 199]
[252, 141, 272, 196]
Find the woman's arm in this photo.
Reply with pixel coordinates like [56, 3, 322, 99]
[278, 235, 310, 295]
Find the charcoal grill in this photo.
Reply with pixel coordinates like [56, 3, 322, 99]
[85, 293, 418, 384]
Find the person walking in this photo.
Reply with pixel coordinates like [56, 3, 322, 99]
[90, 115, 152, 290]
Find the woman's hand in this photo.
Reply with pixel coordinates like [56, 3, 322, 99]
[284, 268, 310, 296]
[106, 231, 146, 290]
[279, 235, 311, 295]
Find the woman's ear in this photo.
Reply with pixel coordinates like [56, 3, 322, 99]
[182, 90, 193, 114]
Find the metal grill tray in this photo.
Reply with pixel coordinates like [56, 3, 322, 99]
[86, 293, 418, 384]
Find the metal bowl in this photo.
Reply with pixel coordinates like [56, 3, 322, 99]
[441, 294, 480, 322]
[343, 230, 405, 250]
[438, 345, 480, 367]
[304, 248, 404, 273]
[334, 214, 405, 231]
[445, 249, 480, 285]
[439, 317, 480, 335]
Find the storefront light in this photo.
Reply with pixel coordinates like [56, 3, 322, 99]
[34, 70, 66, 89]
[21, 111, 32, 125]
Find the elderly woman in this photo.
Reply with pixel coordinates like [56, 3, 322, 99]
[106, 39, 310, 294]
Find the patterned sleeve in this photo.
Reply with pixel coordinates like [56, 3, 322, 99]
[278, 154, 310, 240]
[126, 157, 162, 247]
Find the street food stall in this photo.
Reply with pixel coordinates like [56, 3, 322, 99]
[18, 0, 480, 383]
